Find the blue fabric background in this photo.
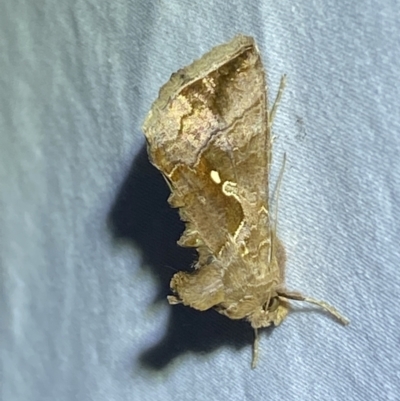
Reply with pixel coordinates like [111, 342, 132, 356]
[2, 1, 400, 400]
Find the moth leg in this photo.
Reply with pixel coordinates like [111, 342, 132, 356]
[269, 74, 287, 126]
[167, 295, 182, 305]
[251, 328, 259, 369]
[277, 290, 350, 325]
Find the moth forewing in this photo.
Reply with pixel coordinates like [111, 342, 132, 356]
[142, 34, 349, 369]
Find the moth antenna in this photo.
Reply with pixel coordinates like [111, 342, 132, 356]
[251, 328, 259, 369]
[273, 152, 286, 231]
[268, 153, 287, 266]
[269, 74, 287, 126]
[277, 291, 350, 325]
[268, 78, 287, 265]
[266, 75, 286, 182]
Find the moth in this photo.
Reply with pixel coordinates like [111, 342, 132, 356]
[142, 35, 349, 368]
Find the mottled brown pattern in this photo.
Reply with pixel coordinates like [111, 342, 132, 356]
[142, 35, 348, 368]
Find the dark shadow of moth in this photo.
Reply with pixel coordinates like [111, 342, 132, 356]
[142, 35, 349, 368]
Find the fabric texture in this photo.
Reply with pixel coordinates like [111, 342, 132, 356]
[1, 1, 399, 400]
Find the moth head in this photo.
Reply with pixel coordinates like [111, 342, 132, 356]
[248, 296, 289, 328]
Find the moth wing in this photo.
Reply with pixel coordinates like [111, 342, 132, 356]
[143, 35, 271, 256]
